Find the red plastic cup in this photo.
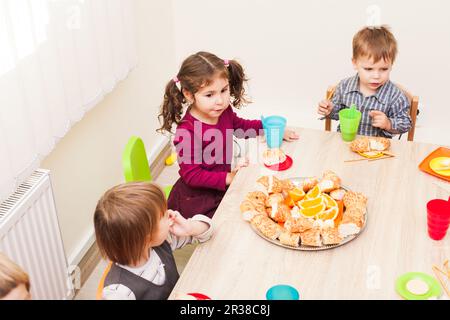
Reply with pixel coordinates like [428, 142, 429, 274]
[427, 197, 450, 240]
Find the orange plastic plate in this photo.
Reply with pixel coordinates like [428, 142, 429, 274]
[418, 147, 450, 182]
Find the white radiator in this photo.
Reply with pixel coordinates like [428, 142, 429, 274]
[0, 169, 73, 300]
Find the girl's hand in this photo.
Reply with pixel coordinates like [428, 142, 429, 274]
[283, 129, 299, 141]
[226, 169, 237, 186]
[235, 157, 249, 170]
[318, 100, 333, 116]
[370, 110, 392, 131]
[168, 210, 192, 237]
[226, 157, 249, 185]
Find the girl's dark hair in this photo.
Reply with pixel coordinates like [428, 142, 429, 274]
[158, 51, 250, 133]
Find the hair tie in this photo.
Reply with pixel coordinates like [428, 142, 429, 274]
[173, 76, 181, 91]
[224, 59, 229, 67]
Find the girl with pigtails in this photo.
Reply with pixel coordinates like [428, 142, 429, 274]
[158, 51, 298, 219]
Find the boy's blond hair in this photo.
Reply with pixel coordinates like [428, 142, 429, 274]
[0, 253, 30, 298]
[353, 25, 398, 63]
[94, 182, 167, 266]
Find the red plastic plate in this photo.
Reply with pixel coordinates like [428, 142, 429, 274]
[187, 292, 211, 300]
[264, 155, 293, 171]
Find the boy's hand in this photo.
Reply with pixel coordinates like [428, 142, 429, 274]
[283, 129, 299, 141]
[318, 100, 334, 116]
[168, 210, 192, 237]
[369, 110, 392, 131]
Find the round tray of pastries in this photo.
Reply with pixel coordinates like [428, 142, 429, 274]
[239, 171, 368, 250]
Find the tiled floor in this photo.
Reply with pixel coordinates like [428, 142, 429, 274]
[75, 161, 194, 300]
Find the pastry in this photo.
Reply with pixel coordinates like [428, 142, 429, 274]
[240, 200, 266, 221]
[240, 200, 255, 212]
[330, 188, 346, 201]
[284, 215, 313, 233]
[263, 148, 287, 166]
[250, 214, 266, 226]
[350, 137, 371, 153]
[257, 175, 283, 194]
[280, 179, 294, 192]
[251, 215, 283, 240]
[350, 137, 390, 153]
[317, 170, 341, 193]
[266, 203, 290, 223]
[265, 193, 284, 207]
[279, 231, 301, 247]
[343, 191, 368, 208]
[321, 227, 343, 245]
[338, 212, 363, 237]
[344, 207, 365, 225]
[370, 137, 390, 151]
[245, 191, 267, 205]
[242, 210, 263, 222]
[299, 177, 319, 192]
[300, 227, 322, 247]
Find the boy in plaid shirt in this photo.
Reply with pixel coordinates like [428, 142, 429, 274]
[318, 25, 412, 138]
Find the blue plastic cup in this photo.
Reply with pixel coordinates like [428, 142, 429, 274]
[262, 115, 286, 149]
[266, 284, 300, 300]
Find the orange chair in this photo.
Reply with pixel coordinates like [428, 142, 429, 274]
[95, 261, 112, 300]
[323, 85, 419, 141]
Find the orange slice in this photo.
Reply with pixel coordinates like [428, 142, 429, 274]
[317, 206, 339, 221]
[358, 151, 383, 159]
[305, 185, 320, 199]
[322, 193, 338, 209]
[298, 196, 324, 209]
[284, 195, 295, 208]
[334, 200, 344, 225]
[300, 203, 326, 218]
[299, 197, 324, 208]
[288, 187, 305, 202]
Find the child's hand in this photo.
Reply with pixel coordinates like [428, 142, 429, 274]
[235, 157, 249, 170]
[226, 169, 238, 186]
[226, 157, 249, 186]
[283, 129, 299, 141]
[168, 210, 192, 237]
[318, 100, 334, 116]
[369, 110, 392, 131]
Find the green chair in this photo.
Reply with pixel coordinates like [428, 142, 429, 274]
[122, 136, 172, 198]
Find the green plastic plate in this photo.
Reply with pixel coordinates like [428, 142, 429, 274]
[395, 272, 441, 300]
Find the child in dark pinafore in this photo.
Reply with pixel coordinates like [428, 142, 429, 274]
[158, 51, 298, 219]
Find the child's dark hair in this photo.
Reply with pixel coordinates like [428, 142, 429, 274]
[158, 51, 250, 133]
[94, 182, 167, 266]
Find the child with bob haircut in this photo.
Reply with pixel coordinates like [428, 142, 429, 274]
[0, 252, 31, 300]
[318, 25, 412, 138]
[159, 51, 298, 219]
[94, 182, 213, 300]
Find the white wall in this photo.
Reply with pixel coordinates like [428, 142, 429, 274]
[173, 0, 450, 146]
[41, 0, 175, 265]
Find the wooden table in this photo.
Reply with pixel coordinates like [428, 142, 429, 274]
[170, 127, 450, 299]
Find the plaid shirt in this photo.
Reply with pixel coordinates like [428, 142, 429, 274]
[329, 74, 412, 138]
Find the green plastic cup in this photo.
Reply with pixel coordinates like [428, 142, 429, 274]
[339, 105, 362, 142]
